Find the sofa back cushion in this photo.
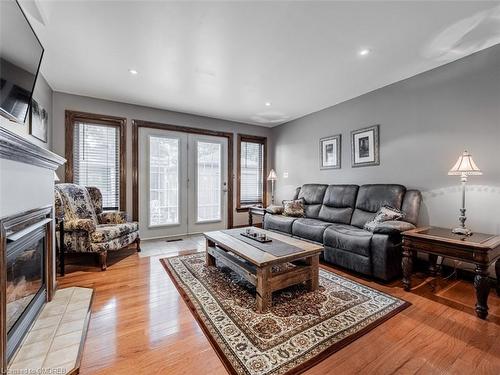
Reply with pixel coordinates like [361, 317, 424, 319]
[297, 184, 328, 218]
[350, 184, 406, 228]
[318, 184, 359, 224]
[401, 189, 422, 225]
[55, 183, 98, 224]
[85, 186, 103, 214]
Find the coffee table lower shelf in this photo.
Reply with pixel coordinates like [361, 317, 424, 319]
[206, 244, 319, 313]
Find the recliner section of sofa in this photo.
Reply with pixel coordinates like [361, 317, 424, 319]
[292, 218, 331, 242]
[297, 184, 328, 218]
[263, 183, 422, 281]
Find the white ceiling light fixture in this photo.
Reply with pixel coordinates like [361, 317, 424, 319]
[128, 69, 138, 75]
[265, 102, 271, 106]
[359, 48, 371, 56]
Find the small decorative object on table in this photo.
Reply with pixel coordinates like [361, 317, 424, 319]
[448, 150, 482, 236]
[241, 228, 272, 243]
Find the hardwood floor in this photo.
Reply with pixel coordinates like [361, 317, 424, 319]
[57, 237, 500, 375]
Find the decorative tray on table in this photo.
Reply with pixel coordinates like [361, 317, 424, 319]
[240, 230, 272, 243]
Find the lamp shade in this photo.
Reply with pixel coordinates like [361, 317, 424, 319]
[53, 171, 60, 182]
[267, 169, 277, 181]
[448, 150, 482, 176]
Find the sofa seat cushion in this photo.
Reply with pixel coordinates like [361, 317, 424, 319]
[292, 218, 332, 243]
[90, 222, 139, 243]
[264, 215, 297, 234]
[90, 231, 139, 253]
[323, 224, 373, 257]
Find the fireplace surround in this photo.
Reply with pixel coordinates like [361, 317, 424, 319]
[1, 206, 53, 363]
[0, 125, 65, 372]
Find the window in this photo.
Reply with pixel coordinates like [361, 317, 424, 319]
[65, 111, 126, 211]
[149, 136, 179, 226]
[237, 135, 267, 209]
[197, 141, 222, 222]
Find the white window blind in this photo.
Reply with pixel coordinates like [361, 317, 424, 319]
[240, 141, 264, 205]
[73, 122, 120, 210]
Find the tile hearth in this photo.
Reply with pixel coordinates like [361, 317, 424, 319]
[8, 287, 93, 374]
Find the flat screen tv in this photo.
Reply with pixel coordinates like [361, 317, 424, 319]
[0, 0, 44, 124]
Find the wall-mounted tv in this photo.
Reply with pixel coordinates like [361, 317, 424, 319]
[0, 0, 44, 124]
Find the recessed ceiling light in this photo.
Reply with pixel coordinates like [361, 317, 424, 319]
[129, 69, 138, 75]
[265, 102, 271, 107]
[359, 49, 370, 56]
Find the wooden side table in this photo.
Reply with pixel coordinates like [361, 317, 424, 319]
[248, 206, 266, 227]
[402, 227, 500, 319]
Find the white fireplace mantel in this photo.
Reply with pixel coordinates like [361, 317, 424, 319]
[0, 125, 66, 372]
[0, 126, 66, 218]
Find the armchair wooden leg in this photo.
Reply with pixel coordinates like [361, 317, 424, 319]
[136, 237, 141, 252]
[99, 251, 108, 271]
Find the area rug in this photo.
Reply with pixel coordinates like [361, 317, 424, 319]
[160, 253, 409, 375]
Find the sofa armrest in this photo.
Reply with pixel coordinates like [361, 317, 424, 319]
[265, 205, 284, 215]
[98, 211, 129, 224]
[64, 218, 96, 233]
[372, 221, 416, 235]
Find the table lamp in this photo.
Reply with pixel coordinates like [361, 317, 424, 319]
[448, 150, 482, 236]
[267, 169, 277, 205]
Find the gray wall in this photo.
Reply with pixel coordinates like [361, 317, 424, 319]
[0, 73, 53, 149]
[271, 44, 500, 235]
[51, 92, 272, 226]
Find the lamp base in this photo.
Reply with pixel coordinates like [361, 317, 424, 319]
[452, 226, 473, 236]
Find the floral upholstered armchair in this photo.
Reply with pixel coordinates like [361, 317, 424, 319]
[55, 183, 140, 271]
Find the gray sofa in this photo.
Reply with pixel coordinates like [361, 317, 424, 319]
[263, 184, 422, 281]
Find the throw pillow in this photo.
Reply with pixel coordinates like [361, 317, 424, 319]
[283, 199, 305, 217]
[364, 205, 404, 232]
[266, 205, 284, 215]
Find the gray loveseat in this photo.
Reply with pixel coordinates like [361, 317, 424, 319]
[263, 184, 422, 281]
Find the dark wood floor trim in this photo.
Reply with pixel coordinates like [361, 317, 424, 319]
[131, 119, 234, 228]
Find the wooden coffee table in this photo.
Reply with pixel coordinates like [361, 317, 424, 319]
[204, 228, 323, 313]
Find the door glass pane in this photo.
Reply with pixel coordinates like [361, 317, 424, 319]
[149, 136, 179, 226]
[197, 141, 221, 222]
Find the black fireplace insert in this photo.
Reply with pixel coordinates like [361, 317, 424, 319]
[1, 206, 52, 364]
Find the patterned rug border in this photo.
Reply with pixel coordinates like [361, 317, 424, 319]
[160, 254, 410, 375]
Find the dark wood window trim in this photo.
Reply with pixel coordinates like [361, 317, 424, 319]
[64, 110, 127, 211]
[131, 119, 234, 228]
[236, 134, 267, 212]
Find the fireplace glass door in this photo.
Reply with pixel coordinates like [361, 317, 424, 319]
[6, 226, 46, 360]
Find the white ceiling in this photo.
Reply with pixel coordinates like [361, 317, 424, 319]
[22, 0, 500, 126]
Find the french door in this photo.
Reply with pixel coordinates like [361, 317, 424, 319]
[138, 127, 228, 239]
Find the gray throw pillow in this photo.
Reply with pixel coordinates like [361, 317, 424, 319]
[364, 205, 404, 232]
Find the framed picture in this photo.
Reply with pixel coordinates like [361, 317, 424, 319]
[29, 99, 48, 142]
[351, 125, 379, 167]
[319, 134, 341, 169]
